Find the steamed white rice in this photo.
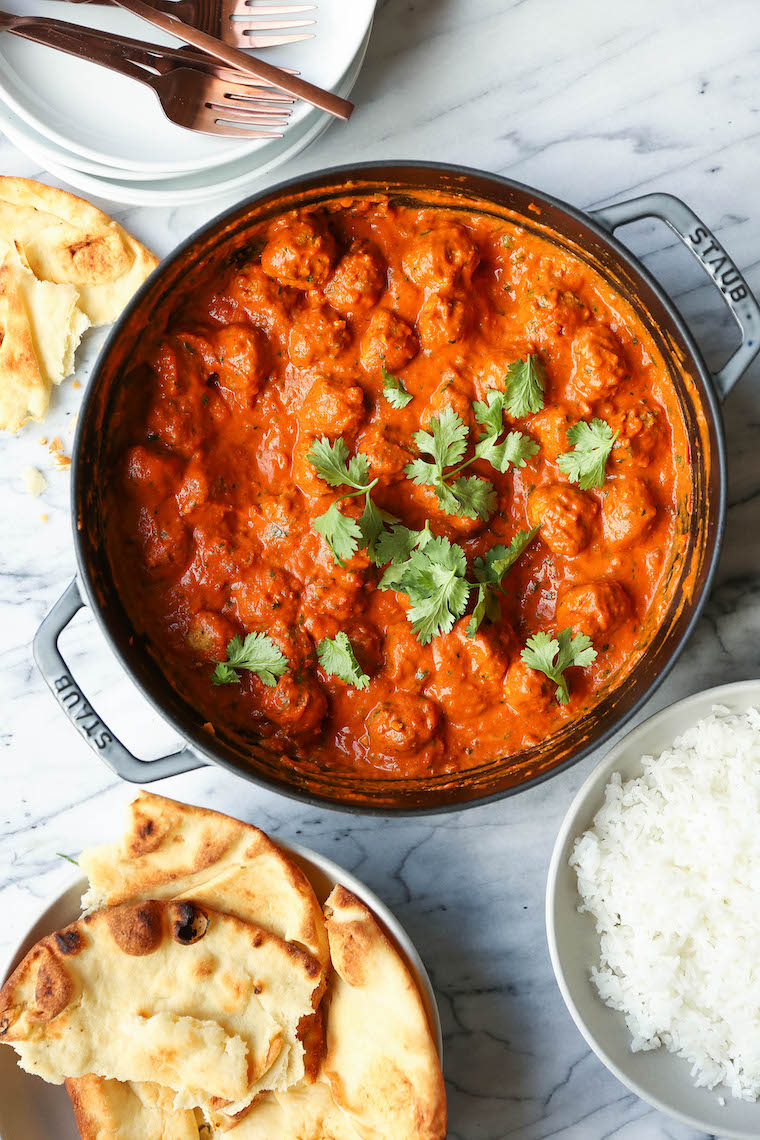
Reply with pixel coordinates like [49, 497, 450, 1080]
[570, 705, 760, 1100]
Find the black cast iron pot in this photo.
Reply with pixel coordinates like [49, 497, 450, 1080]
[33, 163, 760, 813]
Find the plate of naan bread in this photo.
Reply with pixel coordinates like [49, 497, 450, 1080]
[0, 793, 446, 1139]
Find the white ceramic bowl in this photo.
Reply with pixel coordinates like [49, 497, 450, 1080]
[0, 840, 442, 1140]
[546, 678, 760, 1140]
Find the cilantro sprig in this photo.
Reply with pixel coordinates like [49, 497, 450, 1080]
[467, 527, 539, 636]
[317, 632, 370, 689]
[502, 355, 547, 418]
[404, 408, 496, 522]
[308, 437, 390, 564]
[520, 628, 597, 704]
[404, 395, 539, 522]
[557, 418, 619, 489]
[212, 632, 289, 687]
[373, 522, 433, 584]
[376, 522, 536, 644]
[472, 389, 540, 472]
[381, 366, 413, 409]
[388, 534, 471, 645]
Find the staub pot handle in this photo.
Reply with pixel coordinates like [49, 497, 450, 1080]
[589, 192, 760, 400]
[33, 579, 205, 783]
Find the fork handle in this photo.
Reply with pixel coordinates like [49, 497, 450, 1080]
[2, 16, 155, 88]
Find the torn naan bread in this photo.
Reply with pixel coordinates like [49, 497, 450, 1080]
[0, 177, 158, 325]
[66, 1076, 201, 1140]
[0, 240, 89, 431]
[80, 792, 329, 968]
[322, 886, 447, 1140]
[199, 887, 446, 1139]
[0, 899, 325, 1114]
[215, 1080, 364, 1140]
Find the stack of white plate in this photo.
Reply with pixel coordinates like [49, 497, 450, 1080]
[0, 0, 375, 205]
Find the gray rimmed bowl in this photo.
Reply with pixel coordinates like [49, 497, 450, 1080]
[546, 678, 760, 1139]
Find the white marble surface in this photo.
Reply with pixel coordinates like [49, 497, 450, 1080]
[2, 1, 760, 1136]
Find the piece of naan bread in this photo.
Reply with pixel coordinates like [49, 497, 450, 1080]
[219, 1080, 363, 1140]
[0, 240, 89, 431]
[321, 885, 447, 1140]
[80, 792, 329, 968]
[72, 794, 330, 1134]
[198, 886, 446, 1140]
[0, 177, 158, 325]
[66, 1076, 201, 1140]
[0, 899, 325, 1113]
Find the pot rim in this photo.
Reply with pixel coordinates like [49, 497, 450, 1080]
[70, 161, 729, 814]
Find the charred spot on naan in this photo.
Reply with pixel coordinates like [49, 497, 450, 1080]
[169, 901, 210, 946]
[127, 802, 165, 856]
[33, 945, 74, 1021]
[105, 901, 163, 956]
[65, 233, 130, 284]
[54, 927, 83, 956]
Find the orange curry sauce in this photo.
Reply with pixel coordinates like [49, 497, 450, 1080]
[105, 197, 691, 778]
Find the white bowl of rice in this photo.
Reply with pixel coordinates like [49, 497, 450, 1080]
[546, 679, 760, 1139]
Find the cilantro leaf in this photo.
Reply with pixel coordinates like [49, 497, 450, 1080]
[211, 662, 240, 685]
[467, 527, 539, 635]
[212, 632, 289, 687]
[411, 407, 469, 473]
[306, 436, 382, 563]
[473, 389, 507, 438]
[372, 521, 431, 568]
[381, 366, 413, 409]
[394, 535, 470, 644]
[445, 474, 497, 521]
[466, 584, 502, 637]
[473, 389, 540, 473]
[347, 452, 372, 487]
[503, 355, 546, 418]
[477, 429, 540, 473]
[472, 527, 540, 588]
[557, 418, 619, 489]
[375, 524, 433, 590]
[317, 632, 370, 690]
[520, 628, 597, 704]
[405, 457, 440, 487]
[377, 562, 409, 591]
[433, 480, 466, 518]
[358, 498, 398, 561]
[312, 501, 363, 563]
[405, 409, 496, 521]
[307, 436, 371, 490]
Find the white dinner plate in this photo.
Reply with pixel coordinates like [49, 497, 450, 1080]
[546, 678, 760, 1140]
[0, 0, 375, 175]
[0, 839, 443, 1140]
[0, 24, 370, 205]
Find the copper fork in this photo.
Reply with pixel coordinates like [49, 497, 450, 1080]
[0, 13, 294, 136]
[53, 0, 316, 49]
[0, 13, 297, 92]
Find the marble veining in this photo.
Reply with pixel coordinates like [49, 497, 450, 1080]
[2, 0, 760, 1136]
